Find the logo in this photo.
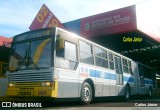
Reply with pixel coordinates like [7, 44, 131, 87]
[81, 67, 88, 73]
[80, 67, 89, 77]
[2, 102, 11, 107]
[1, 102, 42, 108]
[84, 22, 91, 31]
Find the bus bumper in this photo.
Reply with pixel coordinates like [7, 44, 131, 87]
[6, 81, 58, 98]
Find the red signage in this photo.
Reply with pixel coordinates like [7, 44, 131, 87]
[29, 4, 65, 30]
[80, 5, 137, 38]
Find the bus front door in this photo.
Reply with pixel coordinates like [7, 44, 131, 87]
[114, 56, 123, 95]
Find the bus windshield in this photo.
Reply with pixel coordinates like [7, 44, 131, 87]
[9, 38, 52, 71]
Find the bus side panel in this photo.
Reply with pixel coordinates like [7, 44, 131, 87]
[55, 67, 79, 98]
[78, 64, 96, 97]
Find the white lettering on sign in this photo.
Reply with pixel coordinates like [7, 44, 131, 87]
[42, 12, 53, 28]
[84, 15, 130, 31]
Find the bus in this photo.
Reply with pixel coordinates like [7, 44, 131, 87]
[0, 62, 8, 96]
[6, 27, 156, 104]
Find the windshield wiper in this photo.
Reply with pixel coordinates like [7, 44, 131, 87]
[28, 59, 40, 70]
[28, 49, 39, 70]
[32, 63, 39, 70]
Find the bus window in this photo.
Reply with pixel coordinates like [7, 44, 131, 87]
[55, 38, 77, 70]
[9, 38, 52, 71]
[108, 52, 114, 70]
[94, 46, 108, 68]
[31, 38, 52, 68]
[122, 58, 129, 73]
[79, 40, 93, 65]
[65, 41, 77, 70]
[128, 60, 133, 74]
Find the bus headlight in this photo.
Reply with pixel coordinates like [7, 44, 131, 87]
[8, 83, 15, 87]
[41, 82, 55, 87]
[41, 82, 51, 86]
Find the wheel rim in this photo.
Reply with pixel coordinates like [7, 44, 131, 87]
[83, 87, 91, 101]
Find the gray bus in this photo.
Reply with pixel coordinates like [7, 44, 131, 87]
[7, 27, 156, 104]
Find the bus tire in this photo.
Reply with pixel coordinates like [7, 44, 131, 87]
[81, 82, 92, 105]
[124, 85, 130, 101]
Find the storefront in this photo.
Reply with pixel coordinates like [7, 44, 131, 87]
[63, 3, 160, 72]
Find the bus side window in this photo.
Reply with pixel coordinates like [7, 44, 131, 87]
[122, 58, 129, 73]
[56, 35, 64, 58]
[65, 41, 77, 70]
[128, 60, 133, 75]
[108, 52, 114, 70]
[79, 40, 93, 65]
[94, 46, 108, 68]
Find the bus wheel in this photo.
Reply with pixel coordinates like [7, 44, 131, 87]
[124, 86, 130, 101]
[81, 82, 92, 105]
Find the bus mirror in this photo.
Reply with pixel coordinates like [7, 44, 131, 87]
[59, 38, 64, 49]
[57, 37, 64, 49]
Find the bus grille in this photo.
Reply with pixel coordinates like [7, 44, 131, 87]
[8, 69, 52, 82]
[15, 82, 41, 87]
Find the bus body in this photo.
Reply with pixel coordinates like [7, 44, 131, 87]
[7, 27, 156, 104]
[0, 62, 8, 96]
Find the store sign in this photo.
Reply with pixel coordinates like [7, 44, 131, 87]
[29, 4, 64, 30]
[80, 5, 137, 38]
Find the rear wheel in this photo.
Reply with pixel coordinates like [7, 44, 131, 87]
[81, 82, 92, 105]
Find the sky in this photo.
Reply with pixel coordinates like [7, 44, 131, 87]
[0, 0, 146, 38]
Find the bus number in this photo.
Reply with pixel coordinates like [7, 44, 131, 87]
[37, 6, 49, 23]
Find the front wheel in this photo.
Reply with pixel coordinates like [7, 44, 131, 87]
[81, 82, 92, 105]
